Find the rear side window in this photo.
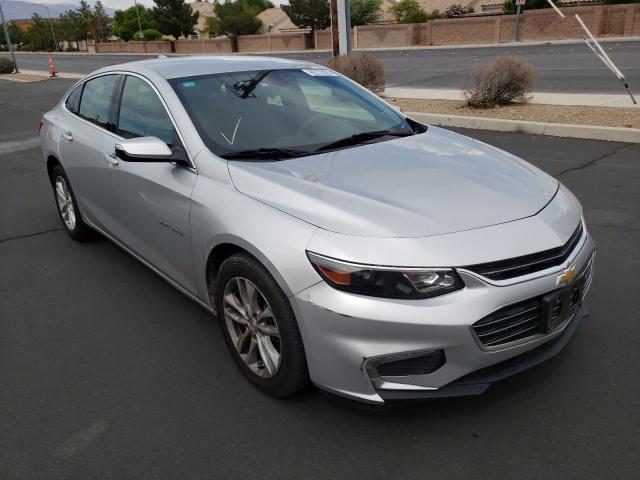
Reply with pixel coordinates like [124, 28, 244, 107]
[65, 84, 82, 114]
[78, 75, 119, 131]
[117, 76, 174, 145]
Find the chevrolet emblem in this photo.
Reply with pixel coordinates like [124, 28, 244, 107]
[556, 266, 576, 286]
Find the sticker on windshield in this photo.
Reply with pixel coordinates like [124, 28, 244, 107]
[302, 68, 339, 77]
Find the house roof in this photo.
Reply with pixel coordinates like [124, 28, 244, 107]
[257, 7, 300, 33]
[188, 1, 215, 18]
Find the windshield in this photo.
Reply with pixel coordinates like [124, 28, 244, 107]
[169, 68, 423, 159]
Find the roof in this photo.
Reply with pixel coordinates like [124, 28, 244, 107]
[418, 0, 472, 13]
[94, 56, 315, 80]
[256, 7, 300, 33]
[188, 1, 215, 18]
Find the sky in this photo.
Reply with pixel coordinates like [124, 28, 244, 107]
[31, 0, 285, 11]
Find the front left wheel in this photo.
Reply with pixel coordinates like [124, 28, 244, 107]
[215, 253, 310, 397]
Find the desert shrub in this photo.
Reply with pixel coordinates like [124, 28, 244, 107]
[464, 54, 536, 108]
[133, 29, 163, 41]
[0, 57, 15, 73]
[443, 4, 472, 17]
[327, 52, 385, 94]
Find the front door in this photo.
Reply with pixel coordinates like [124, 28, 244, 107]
[101, 75, 198, 293]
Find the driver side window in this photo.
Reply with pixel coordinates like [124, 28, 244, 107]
[117, 76, 175, 145]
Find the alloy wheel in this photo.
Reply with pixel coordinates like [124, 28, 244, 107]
[223, 277, 282, 378]
[55, 176, 76, 231]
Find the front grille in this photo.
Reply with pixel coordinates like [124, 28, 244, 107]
[472, 254, 593, 348]
[377, 350, 446, 377]
[464, 222, 584, 281]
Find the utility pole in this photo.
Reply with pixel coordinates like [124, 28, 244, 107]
[133, 0, 147, 54]
[0, 0, 19, 72]
[330, 0, 351, 56]
[512, 0, 524, 43]
[337, 0, 352, 55]
[330, 0, 339, 57]
[45, 6, 59, 52]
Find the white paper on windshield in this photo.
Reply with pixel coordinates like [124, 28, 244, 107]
[302, 69, 339, 77]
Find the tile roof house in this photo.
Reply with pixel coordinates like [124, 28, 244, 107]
[188, 1, 216, 38]
[257, 7, 306, 34]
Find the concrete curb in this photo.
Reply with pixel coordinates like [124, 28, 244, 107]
[408, 112, 640, 143]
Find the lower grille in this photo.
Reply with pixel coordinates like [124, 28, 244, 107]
[472, 255, 593, 348]
[377, 350, 446, 377]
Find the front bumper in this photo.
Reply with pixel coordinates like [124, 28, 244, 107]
[292, 232, 595, 405]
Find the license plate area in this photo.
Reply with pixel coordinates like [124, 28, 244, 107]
[541, 277, 586, 332]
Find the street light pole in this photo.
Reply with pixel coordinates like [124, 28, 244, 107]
[45, 5, 59, 52]
[0, 0, 20, 72]
[512, 0, 524, 43]
[133, 0, 147, 54]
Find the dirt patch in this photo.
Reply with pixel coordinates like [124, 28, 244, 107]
[385, 98, 640, 129]
[0, 73, 50, 83]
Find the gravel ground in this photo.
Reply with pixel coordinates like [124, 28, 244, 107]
[0, 72, 50, 82]
[386, 98, 640, 129]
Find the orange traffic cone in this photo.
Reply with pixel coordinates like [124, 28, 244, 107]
[48, 54, 57, 78]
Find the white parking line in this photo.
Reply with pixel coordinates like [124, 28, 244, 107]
[0, 137, 41, 155]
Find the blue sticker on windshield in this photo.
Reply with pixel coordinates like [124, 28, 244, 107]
[181, 81, 196, 88]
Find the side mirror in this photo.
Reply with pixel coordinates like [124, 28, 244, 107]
[115, 136, 173, 162]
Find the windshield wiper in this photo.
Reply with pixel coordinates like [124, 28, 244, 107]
[313, 130, 414, 153]
[221, 147, 311, 160]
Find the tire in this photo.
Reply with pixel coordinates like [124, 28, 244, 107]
[51, 164, 94, 241]
[215, 253, 310, 397]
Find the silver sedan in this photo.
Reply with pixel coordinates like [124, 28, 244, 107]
[40, 57, 595, 404]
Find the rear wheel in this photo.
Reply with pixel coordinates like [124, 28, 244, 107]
[215, 253, 310, 397]
[51, 164, 94, 241]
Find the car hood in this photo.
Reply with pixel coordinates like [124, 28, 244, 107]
[227, 126, 558, 238]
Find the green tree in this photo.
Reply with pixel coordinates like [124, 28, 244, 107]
[207, 0, 262, 50]
[133, 28, 162, 40]
[113, 5, 157, 41]
[93, 1, 112, 42]
[503, 0, 562, 14]
[58, 10, 87, 48]
[23, 13, 55, 51]
[77, 0, 93, 38]
[1, 21, 25, 50]
[350, 0, 382, 26]
[392, 0, 426, 23]
[152, 0, 199, 39]
[282, 0, 330, 45]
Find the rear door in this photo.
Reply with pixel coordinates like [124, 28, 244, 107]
[58, 74, 121, 231]
[100, 74, 198, 292]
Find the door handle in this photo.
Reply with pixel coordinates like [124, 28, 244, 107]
[61, 131, 73, 142]
[104, 152, 119, 166]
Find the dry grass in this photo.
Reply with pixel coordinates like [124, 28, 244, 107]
[464, 55, 536, 109]
[327, 53, 385, 94]
[385, 97, 640, 129]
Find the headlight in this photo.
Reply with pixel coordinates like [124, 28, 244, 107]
[307, 252, 464, 299]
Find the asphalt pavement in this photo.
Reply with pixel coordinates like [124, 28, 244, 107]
[5, 39, 640, 94]
[1, 78, 639, 479]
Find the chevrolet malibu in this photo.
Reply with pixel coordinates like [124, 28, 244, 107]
[40, 57, 595, 404]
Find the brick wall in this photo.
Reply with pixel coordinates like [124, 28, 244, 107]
[95, 41, 172, 54]
[175, 38, 232, 54]
[95, 4, 639, 55]
[237, 33, 307, 52]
